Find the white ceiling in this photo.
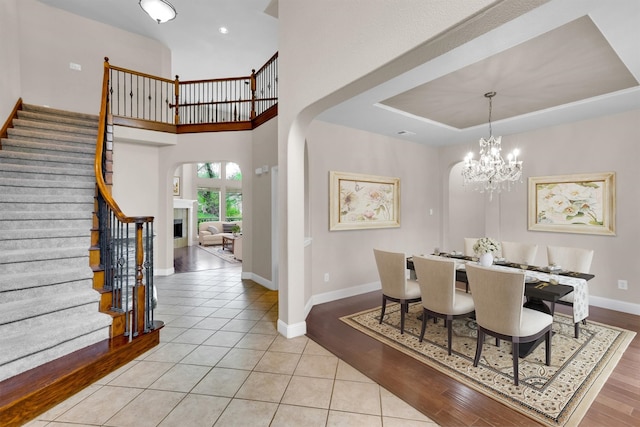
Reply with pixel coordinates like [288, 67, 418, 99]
[36, 0, 640, 148]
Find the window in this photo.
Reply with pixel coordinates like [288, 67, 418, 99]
[195, 162, 242, 224]
[226, 190, 242, 221]
[197, 162, 221, 179]
[226, 162, 242, 181]
[197, 188, 220, 223]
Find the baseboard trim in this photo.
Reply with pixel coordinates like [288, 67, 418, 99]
[590, 295, 640, 315]
[277, 319, 306, 338]
[155, 267, 174, 276]
[312, 281, 381, 308]
[244, 272, 275, 290]
[0, 322, 163, 427]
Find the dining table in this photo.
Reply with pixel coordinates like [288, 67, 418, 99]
[407, 253, 595, 357]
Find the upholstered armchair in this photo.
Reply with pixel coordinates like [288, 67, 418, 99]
[466, 264, 552, 386]
[373, 249, 421, 334]
[412, 255, 475, 355]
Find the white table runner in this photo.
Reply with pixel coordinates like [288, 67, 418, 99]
[455, 262, 589, 323]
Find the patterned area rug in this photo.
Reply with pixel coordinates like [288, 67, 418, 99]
[198, 245, 240, 263]
[341, 304, 634, 426]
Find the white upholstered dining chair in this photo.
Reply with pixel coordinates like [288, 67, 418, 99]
[464, 238, 480, 257]
[501, 241, 538, 265]
[466, 264, 552, 386]
[373, 249, 422, 334]
[547, 245, 594, 338]
[412, 255, 475, 355]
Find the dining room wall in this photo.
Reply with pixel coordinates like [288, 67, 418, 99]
[305, 120, 441, 302]
[439, 109, 640, 314]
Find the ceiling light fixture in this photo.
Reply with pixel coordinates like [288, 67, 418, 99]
[139, 0, 177, 24]
[461, 92, 522, 199]
[219, 27, 229, 34]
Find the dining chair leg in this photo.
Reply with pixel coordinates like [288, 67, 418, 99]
[512, 342, 520, 386]
[379, 296, 387, 324]
[446, 317, 453, 355]
[419, 308, 427, 342]
[545, 330, 551, 365]
[574, 322, 579, 339]
[473, 330, 484, 367]
[400, 302, 406, 334]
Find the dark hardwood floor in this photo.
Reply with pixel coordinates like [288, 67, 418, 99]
[174, 244, 233, 272]
[174, 246, 638, 426]
[306, 291, 640, 426]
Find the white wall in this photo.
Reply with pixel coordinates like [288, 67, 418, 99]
[307, 121, 440, 303]
[14, 0, 171, 114]
[112, 142, 160, 217]
[440, 109, 640, 313]
[276, 0, 537, 334]
[0, 0, 21, 121]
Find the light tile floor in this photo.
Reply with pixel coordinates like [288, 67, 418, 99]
[25, 265, 438, 426]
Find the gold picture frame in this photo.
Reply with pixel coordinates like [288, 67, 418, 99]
[173, 176, 181, 196]
[528, 172, 615, 235]
[329, 171, 400, 231]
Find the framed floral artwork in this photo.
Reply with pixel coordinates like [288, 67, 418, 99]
[528, 172, 615, 235]
[329, 171, 400, 231]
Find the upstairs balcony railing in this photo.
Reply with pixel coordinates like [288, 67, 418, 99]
[105, 52, 278, 131]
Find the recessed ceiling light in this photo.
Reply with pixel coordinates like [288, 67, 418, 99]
[219, 27, 229, 34]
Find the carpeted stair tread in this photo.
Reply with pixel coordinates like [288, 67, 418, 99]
[0, 267, 93, 293]
[0, 246, 88, 265]
[0, 210, 92, 221]
[0, 193, 92, 204]
[0, 176, 94, 189]
[0, 150, 94, 168]
[22, 104, 99, 123]
[6, 127, 96, 146]
[17, 110, 98, 129]
[1, 137, 95, 157]
[0, 227, 91, 242]
[12, 118, 98, 137]
[0, 232, 91, 251]
[0, 162, 95, 180]
[0, 288, 101, 328]
[0, 311, 112, 368]
[0, 177, 94, 196]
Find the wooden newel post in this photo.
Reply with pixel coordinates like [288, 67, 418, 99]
[250, 69, 257, 120]
[134, 221, 146, 337]
[174, 75, 180, 125]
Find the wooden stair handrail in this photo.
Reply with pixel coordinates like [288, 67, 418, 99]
[0, 98, 23, 143]
[96, 58, 153, 224]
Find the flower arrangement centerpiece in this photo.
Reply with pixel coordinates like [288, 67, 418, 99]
[231, 224, 241, 236]
[473, 237, 500, 266]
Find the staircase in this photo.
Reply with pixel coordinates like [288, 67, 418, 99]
[0, 104, 112, 383]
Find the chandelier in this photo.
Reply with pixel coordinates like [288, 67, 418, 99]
[461, 91, 522, 199]
[139, 0, 177, 24]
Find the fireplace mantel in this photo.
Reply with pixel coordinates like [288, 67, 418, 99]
[173, 199, 197, 246]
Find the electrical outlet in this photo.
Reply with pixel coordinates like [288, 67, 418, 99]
[618, 279, 628, 290]
[69, 62, 82, 71]
[324, 273, 329, 282]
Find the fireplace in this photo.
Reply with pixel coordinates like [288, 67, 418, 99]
[173, 219, 183, 239]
